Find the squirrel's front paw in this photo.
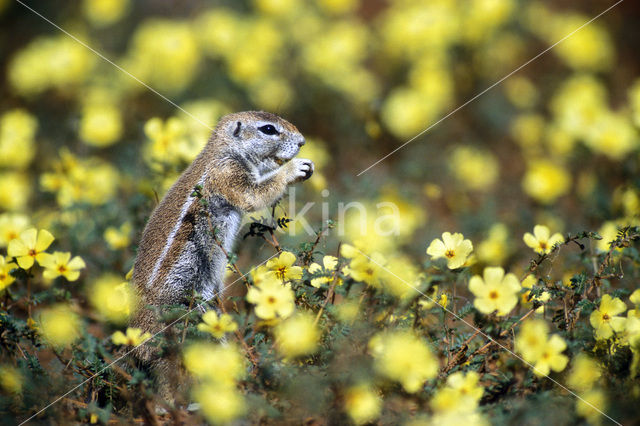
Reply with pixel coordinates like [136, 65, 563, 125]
[290, 158, 314, 182]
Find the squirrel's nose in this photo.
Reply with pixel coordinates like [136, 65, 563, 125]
[297, 136, 305, 147]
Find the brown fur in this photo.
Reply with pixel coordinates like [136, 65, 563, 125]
[128, 111, 313, 403]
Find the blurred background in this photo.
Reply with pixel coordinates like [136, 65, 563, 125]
[0, 0, 638, 278]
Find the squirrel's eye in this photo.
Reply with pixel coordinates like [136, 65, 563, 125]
[258, 124, 279, 135]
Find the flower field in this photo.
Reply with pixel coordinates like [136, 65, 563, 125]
[0, 0, 639, 424]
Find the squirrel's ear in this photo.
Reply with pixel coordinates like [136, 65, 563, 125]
[233, 121, 242, 138]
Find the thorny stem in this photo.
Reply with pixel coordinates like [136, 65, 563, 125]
[467, 307, 537, 360]
[441, 306, 538, 374]
[303, 222, 332, 266]
[314, 243, 342, 325]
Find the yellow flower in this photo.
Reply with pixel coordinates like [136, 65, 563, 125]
[522, 159, 571, 204]
[335, 300, 360, 323]
[630, 289, 640, 309]
[266, 251, 303, 281]
[549, 15, 614, 71]
[183, 342, 245, 384]
[381, 256, 421, 300]
[246, 278, 295, 320]
[0, 172, 31, 211]
[596, 221, 619, 252]
[197, 311, 238, 339]
[143, 117, 188, 166]
[0, 213, 30, 247]
[448, 146, 499, 191]
[193, 382, 245, 425]
[341, 202, 402, 253]
[418, 285, 440, 310]
[567, 354, 601, 392]
[504, 76, 539, 109]
[79, 104, 123, 147]
[469, 266, 521, 316]
[89, 275, 136, 323]
[589, 294, 627, 340]
[520, 274, 550, 314]
[369, 331, 438, 393]
[431, 372, 483, 414]
[0, 256, 17, 291]
[380, 2, 458, 60]
[515, 319, 549, 363]
[83, 0, 130, 27]
[125, 19, 201, 94]
[343, 384, 381, 425]
[448, 370, 483, 400]
[248, 77, 294, 111]
[476, 223, 510, 265]
[625, 312, 640, 348]
[104, 222, 132, 250]
[381, 87, 442, 139]
[0, 109, 37, 169]
[40, 149, 119, 207]
[584, 112, 638, 161]
[523, 225, 564, 255]
[274, 311, 320, 358]
[438, 293, 449, 309]
[194, 8, 242, 57]
[429, 410, 488, 426]
[426, 232, 473, 269]
[8, 36, 95, 96]
[7, 228, 55, 269]
[532, 334, 569, 376]
[341, 244, 386, 288]
[515, 319, 568, 376]
[39, 251, 86, 282]
[111, 328, 152, 346]
[575, 389, 607, 424]
[510, 113, 545, 153]
[308, 255, 339, 288]
[38, 304, 81, 348]
[0, 365, 22, 394]
[550, 74, 606, 140]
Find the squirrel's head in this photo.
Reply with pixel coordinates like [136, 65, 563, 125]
[215, 111, 305, 166]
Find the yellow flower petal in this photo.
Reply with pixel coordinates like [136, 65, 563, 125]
[16, 255, 34, 270]
[7, 238, 28, 258]
[67, 256, 86, 270]
[35, 229, 55, 252]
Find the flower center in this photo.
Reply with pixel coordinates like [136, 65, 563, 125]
[58, 265, 67, 273]
[267, 296, 276, 305]
[0, 273, 5, 280]
[602, 313, 610, 321]
[366, 268, 374, 275]
[444, 249, 455, 258]
[276, 267, 287, 279]
[539, 242, 548, 250]
[488, 290, 499, 300]
[28, 249, 37, 257]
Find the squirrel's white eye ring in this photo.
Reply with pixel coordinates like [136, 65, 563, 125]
[258, 124, 279, 135]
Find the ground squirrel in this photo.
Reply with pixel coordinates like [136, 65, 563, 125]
[130, 111, 313, 395]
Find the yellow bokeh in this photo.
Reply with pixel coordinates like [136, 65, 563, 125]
[38, 304, 82, 348]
